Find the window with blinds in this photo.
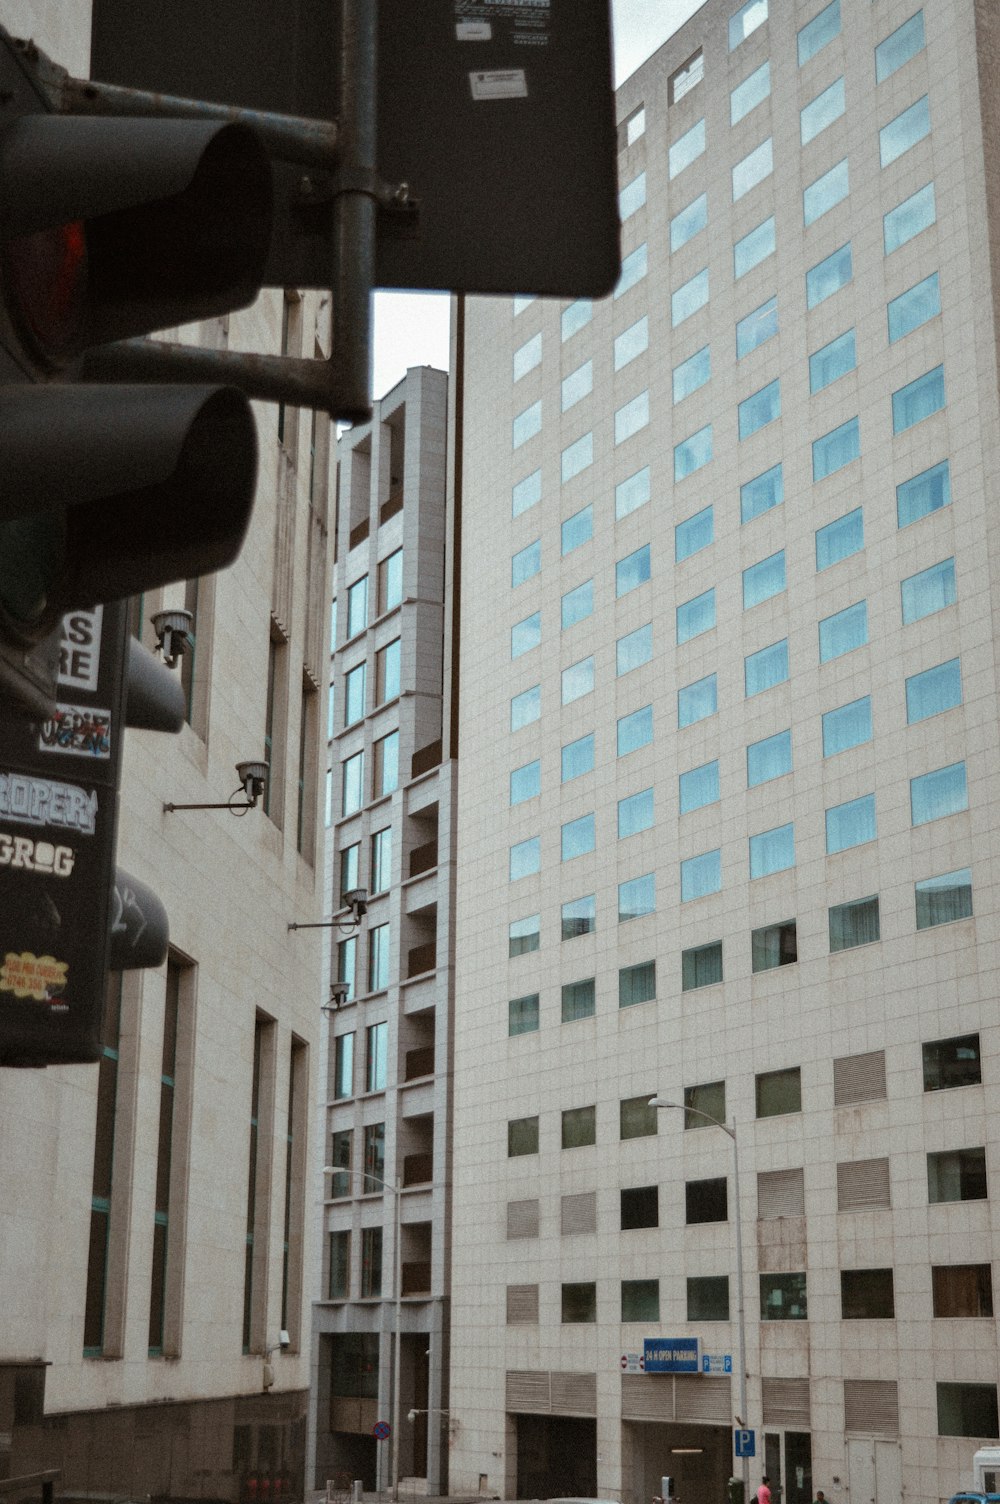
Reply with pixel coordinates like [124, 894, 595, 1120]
[837, 1157, 891, 1211]
[506, 1285, 540, 1324]
[507, 1199, 540, 1239]
[758, 1166, 805, 1218]
[844, 1379, 899, 1435]
[833, 1049, 887, 1105]
[561, 1191, 597, 1235]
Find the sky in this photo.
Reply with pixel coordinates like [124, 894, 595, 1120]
[369, 0, 704, 402]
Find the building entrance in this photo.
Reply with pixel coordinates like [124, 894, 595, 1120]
[624, 1420, 731, 1504]
[514, 1415, 597, 1499]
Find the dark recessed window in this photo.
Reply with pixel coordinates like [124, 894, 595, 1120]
[687, 1275, 729, 1320]
[761, 1272, 807, 1319]
[686, 1176, 728, 1224]
[923, 1034, 981, 1092]
[622, 1279, 660, 1321]
[932, 1265, 993, 1318]
[621, 1184, 658, 1230]
[841, 1268, 895, 1318]
[752, 920, 797, 972]
[937, 1383, 999, 1438]
[927, 1148, 987, 1203]
[756, 1066, 801, 1118]
[561, 1282, 597, 1323]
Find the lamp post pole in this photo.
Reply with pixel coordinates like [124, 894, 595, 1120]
[649, 1099, 749, 1503]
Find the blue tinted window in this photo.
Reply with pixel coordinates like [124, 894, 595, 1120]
[910, 762, 968, 826]
[512, 400, 541, 448]
[561, 580, 593, 630]
[737, 296, 778, 358]
[617, 544, 651, 597]
[804, 158, 848, 226]
[897, 460, 950, 527]
[678, 674, 717, 728]
[743, 551, 786, 608]
[741, 463, 783, 522]
[618, 705, 653, 755]
[509, 836, 540, 880]
[673, 269, 710, 327]
[512, 540, 541, 586]
[615, 391, 650, 445]
[806, 242, 852, 308]
[880, 96, 930, 168]
[512, 469, 541, 516]
[731, 60, 770, 124]
[512, 611, 541, 658]
[888, 272, 940, 343]
[616, 242, 648, 295]
[617, 623, 653, 676]
[901, 558, 956, 623]
[619, 872, 656, 921]
[739, 379, 781, 439]
[677, 589, 716, 643]
[750, 823, 795, 877]
[745, 639, 789, 695]
[819, 600, 867, 661]
[561, 813, 595, 860]
[733, 139, 773, 202]
[892, 365, 945, 433]
[561, 656, 594, 704]
[813, 417, 860, 481]
[671, 194, 708, 253]
[561, 431, 593, 483]
[669, 119, 705, 179]
[561, 504, 593, 555]
[884, 182, 935, 253]
[510, 760, 541, 804]
[801, 77, 845, 144]
[674, 346, 711, 403]
[681, 849, 722, 901]
[815, 508, 863, 570]
[675, 425, 713, 481]
[562, 299, 591, 341]
[734, 217, 775, 279]
[747, 729, 792, 786]
[616, 467, 651, 520]
[680, 760, 720, 813]
[826, 794, 876, 853]
[511, 684, 541, 730]
[730, 0, 768, 50]
[798, 0, 840, 64]
[676, 506, 714, 561]
[809, 329, 856, 392]
[906, 659, 962, 723]
[619, 172, 647, 221]
[822, 696, 872, 756]
[618, 787, 654, 838]
[615, 318, 649, 372]
[562, 733, 594, 782]
[876, 11, 925, 82]
[561, 360, 593, 412]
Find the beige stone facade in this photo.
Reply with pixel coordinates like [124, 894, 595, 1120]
[449, 2, 1000, 1502]
[0, 3, 333, 1492]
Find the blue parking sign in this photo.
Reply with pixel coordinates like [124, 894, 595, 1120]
[735, 1429, 755, 1458]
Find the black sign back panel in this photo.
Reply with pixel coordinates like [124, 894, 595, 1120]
[89, 0, 620, 298]
[0, 603, 127, 1066]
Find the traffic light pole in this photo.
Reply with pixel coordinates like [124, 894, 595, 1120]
[33, 0, 394, 424]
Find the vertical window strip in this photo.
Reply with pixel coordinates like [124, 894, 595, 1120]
[243, 1019, 263, 1353]
[83, 971, 124, 1356]
[148, 964, 179, 1354]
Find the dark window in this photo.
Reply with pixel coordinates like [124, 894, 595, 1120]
[761, 1272, 807, 1319]
[508, 1116, 539, 1157]
[841, 1268, 895, 1318]
[621, 1185, 659, 1230]
[928, 1148, 987, 1203]
[620, 960, 656, 1007]
[752, 919, 797, 971]
[686, 1177, 728, 1224]
[923, 1034, 981, 1092]
[685, 1079, 725, 1129]
[688, 1275, 729, 1320]
[932, 1265, 993, 1318]
[937, 1383, 999, 1438]
[620, 1095, 657, 1140]
[561, 1282, 597, 1323]
[622, 1279, 660, 1321]
[562, 1105, 596, 1148]
[756, 1066, 801, 1118]
[682, 941, 723, 990]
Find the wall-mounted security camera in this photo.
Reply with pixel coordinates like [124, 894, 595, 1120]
[343, 887, 368, 923]
[151, 608, 194, 668]
[235, 759, 269, 806]
[279, 1329, 290, 1348]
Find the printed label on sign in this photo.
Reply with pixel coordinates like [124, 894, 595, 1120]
[1, 950, 69, 1002]
[0, 832, 76, 877]
[58, 608, 103, 693]
[0, 771, 98, 835]
[470, 68, 528, 99]
[39, 705, 111, 760]
[456, 19, 491, 38]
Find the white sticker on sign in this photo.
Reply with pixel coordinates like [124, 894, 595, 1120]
[456, 20, 492, 39]
[469, 69, 528, 100]
[59, 606, 103, 693]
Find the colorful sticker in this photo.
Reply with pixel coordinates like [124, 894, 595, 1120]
[39, 705, 112, 759]
[1, 951, 69, 1003]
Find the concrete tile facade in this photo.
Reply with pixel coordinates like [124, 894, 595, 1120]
[449, 2, 1000, 1501]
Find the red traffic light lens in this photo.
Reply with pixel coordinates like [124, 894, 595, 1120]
[5, 219, 88, 363]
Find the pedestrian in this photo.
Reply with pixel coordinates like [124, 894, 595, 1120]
[814, 1493, 827, 1504]
[757, 1477, 772, 1504]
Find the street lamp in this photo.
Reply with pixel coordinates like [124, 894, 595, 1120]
[322, 1162, 404, 1501]
[648, 1098, 749, 1503]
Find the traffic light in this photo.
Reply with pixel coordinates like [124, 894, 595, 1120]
[0, 26, 273, 1064]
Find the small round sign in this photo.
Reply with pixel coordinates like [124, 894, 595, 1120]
[373, 1420, 391, 1441]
